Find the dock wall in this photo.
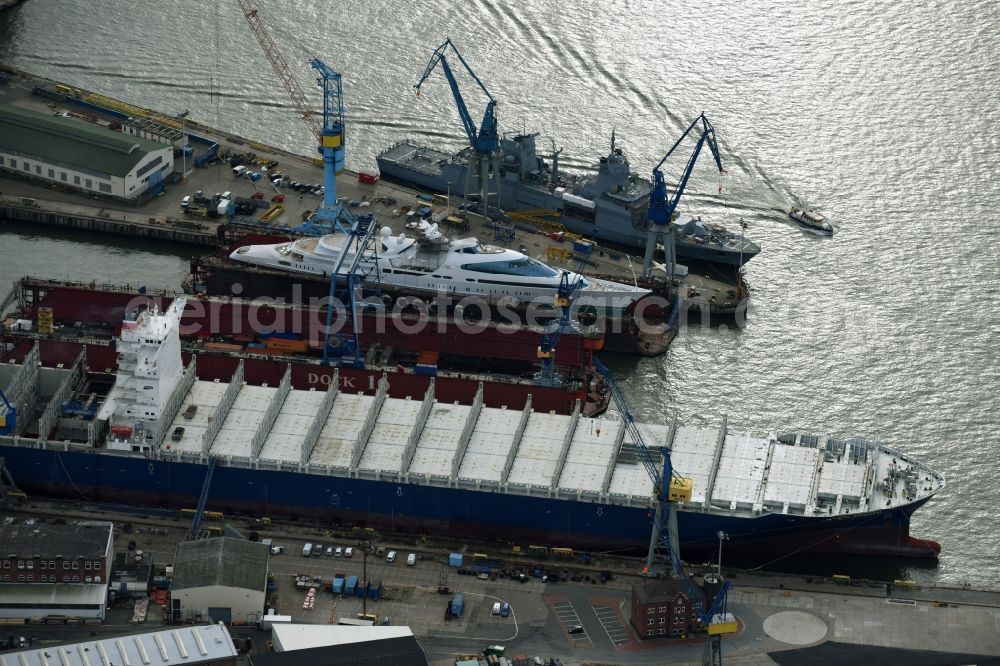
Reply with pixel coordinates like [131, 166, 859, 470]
[0, 202, 216, 246]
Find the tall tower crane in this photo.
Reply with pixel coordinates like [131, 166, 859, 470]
[642, 113, 724, 278]
[236, 0, 351, 232]
[593, 359, 737, 662]
[415, 38, 500, 219]
[237, 0, 378, 366]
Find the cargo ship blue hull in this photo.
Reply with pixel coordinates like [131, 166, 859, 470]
[0, 443, 936, 558]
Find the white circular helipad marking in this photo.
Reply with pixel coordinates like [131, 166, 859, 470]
[762, 610, 828, 645]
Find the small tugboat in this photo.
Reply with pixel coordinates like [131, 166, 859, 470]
[789, 208, 834, 235]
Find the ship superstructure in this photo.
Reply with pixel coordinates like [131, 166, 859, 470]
[98, 299, 190, 453]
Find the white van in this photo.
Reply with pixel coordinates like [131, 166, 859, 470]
[491, 602, 502, 616]
[406, 553, 416, 566]
[302, 543, 313, 557]
[180, 195, 191, 208]
[386, 550, 396, 563]
[232, 165, 247, 177]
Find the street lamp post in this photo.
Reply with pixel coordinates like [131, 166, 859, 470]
[717, 530, 729, 575]
[178, 110, 190, 183]
[446, 181, 451, 215]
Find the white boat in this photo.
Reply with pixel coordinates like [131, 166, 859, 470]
[789, 208, 834, 235]
[229, 220, 651, 315]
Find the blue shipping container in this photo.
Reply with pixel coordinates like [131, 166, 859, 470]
[451, 592, 465, 617]
[354, 579, 367, 597]
[449, 553, 463, 567]
[332, 576, 345, 595]
[345, 575, 358, 595]
[414, 364, 437, 377]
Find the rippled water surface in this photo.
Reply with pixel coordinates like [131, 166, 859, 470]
[1, 0, 998, 584]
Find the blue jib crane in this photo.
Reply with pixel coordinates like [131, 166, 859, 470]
[415, 38, 500, 218]
[593, 359, 737, 660]
[642, 113, 725, 278]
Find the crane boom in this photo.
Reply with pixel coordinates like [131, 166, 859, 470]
[236, 0, 322, 143]
[648, 113, 723, 228]
[643, 113, 724, 278]
[593, 359, 704, 617]
[415, 38, 498, 156]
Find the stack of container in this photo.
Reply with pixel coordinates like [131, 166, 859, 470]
[416, 350, 439, 377]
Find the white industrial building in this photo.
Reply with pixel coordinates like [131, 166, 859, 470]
[0, 103, 174, 199]
[171, 537, 269, 624]
[0, 622, 239, 666]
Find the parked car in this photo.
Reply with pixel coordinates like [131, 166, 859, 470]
[406, 553, 416, 566]
[326, 546, 334, 557]
[270, 545, 284, 555]
[171, 426, 184, 441]
[181, 195, 191, 208]
[568, 625, 584, 634]
[344, 547, 354, 558]
[271, 194, 285, 203]
[335, 546, 343, 557]
[312, 543, 324, 557]
[386, 550, 396, 563]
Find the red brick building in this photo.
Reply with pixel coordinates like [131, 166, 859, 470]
[0, 520, 114, 620]
[630, 578, 704, 639]
[0, 520, 112, 585]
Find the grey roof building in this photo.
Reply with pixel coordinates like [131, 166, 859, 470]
[0, 520, 114, 620]
[0, 103, 174, 199]
[173, 537, 269, 591]
[172, 537, 269, 624]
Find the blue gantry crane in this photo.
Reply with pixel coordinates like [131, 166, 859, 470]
[534, 271, 584, 388]
[302, 57, 353, 235]
[642, 113, 725, 278]
[415, 38, 500, 218]
[238, 0, 354, 236]
[319, 214, 381, 369]
[238, 0, 382, 367]
[0, 389, 15, 436]
[593, 359, 737, 661]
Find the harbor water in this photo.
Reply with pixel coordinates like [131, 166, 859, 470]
[1, 0, 998, 585]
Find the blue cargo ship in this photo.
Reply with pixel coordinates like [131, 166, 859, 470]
[0, 296, 945, 559]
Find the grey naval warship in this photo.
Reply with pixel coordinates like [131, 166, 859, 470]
[376, 132, 760, 267]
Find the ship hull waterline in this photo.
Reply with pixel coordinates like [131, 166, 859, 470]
[0, 444, 939, 560]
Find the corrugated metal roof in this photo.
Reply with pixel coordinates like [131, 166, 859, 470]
[0, 582, 106, 606]
[0, 623, 238, 666]
[172, 537, 268, 592]
[0, 103, 164, 177]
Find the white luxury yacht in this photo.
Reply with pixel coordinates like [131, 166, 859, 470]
[230, 220, 651, 314]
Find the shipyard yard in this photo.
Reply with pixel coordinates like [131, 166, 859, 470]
[1, 503, 999, 666]
[2, 0, 1000, 663]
